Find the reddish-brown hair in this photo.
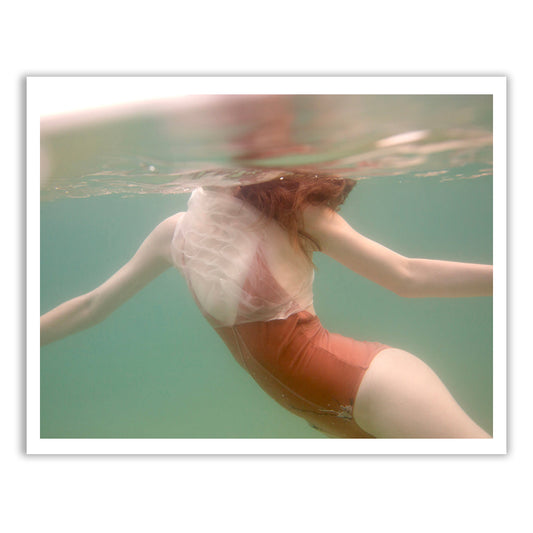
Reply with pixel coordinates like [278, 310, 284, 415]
[235, 171, 356, 257]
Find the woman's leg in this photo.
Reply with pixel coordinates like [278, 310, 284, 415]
[353, 348, 491, 438]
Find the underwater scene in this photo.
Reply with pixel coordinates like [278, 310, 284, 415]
[40, 94, 493, 438]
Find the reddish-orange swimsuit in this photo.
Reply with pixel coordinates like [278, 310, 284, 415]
[205, 253, 389, 438]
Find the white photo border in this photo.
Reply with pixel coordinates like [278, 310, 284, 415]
[27, 76, 507, 455]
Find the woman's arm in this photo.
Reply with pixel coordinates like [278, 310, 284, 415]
[401, 257, 492, 297]
[40, 213, 183, 346]
[303, 205, 492, 298]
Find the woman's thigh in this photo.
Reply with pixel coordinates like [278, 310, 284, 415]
[352, 348, 491, 438]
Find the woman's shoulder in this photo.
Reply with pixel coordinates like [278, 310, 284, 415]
[158, 212, 185, 235]
[145, 213, 185, 265]
[167, 212, 186, 224]
[302, 205, 344, 244]
[150, 212, 186, 249]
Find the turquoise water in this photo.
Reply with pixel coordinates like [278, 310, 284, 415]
[40, 95, 493, 438]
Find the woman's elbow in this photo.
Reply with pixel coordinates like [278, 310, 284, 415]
[84, 290, 110, 327]
[392, 284, 417, 298]
[391, 282, 415, 298]
[389, 258, 418, 298]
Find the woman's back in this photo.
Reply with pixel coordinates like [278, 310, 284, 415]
[171, 187, 315, 327]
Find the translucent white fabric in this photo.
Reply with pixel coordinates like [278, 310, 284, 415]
[171, 187, 314, 326]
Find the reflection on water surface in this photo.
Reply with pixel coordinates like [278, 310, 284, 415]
[40, 94, 492, 200]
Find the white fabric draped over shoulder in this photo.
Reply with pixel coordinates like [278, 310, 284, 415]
[171, 187, 314, 326]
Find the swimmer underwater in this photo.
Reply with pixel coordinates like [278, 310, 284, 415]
[40, 172, 493, 438]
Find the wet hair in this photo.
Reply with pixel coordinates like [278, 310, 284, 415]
[235, 171, 356, 258]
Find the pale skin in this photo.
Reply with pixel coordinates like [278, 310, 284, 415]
[41, 205, 493, 438]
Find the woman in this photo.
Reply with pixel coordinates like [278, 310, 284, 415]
[40, 172, 493, 438]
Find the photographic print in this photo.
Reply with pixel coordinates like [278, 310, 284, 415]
[28, 77, 506, 454]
